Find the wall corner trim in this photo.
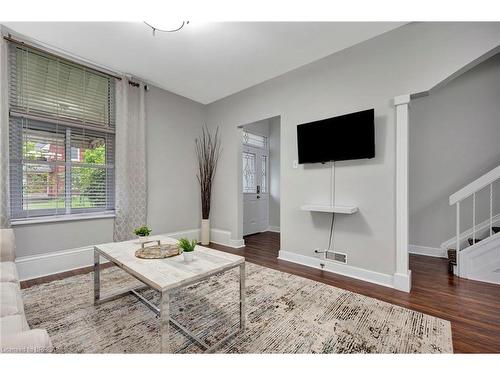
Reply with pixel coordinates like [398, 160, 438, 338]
[393, 271, 412, 292]
[394, 92, 411, 291]
[394, 94, 411, 106]
[228, 238, 245, 248]
[210, 228, 245, 248]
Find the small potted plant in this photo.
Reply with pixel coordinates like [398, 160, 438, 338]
[178, 238, 197, 262]
[134, 226, 152, 241]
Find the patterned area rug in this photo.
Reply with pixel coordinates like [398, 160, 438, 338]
[22, 262, 453, 353]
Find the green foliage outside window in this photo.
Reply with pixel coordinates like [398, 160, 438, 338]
[74, 145, 106, 206]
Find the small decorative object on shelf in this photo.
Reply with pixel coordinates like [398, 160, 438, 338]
[135, 240, 180, 259]
[178, 238, 197, 262]
[134, 226, 152, 241]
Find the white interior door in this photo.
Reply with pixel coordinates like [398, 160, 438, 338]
[242, 135, 269, 236]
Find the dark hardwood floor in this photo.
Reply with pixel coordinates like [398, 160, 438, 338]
[21, 231, 500, 353]
[210, 232, 500, 353]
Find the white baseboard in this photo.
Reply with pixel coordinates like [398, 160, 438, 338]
[393, 271, 412, 292]
[16, 227, 244, 281]
[228, 238, 245, 248]
[163, 228, 201, 240]
[409, 244, 447, 258]
[267, 226, 280, 233]
[152, 228, 245, 248]
[210, 228, 245, 248]
[15, 246, 106, 281]
[155, 228, 245, 248]
[278, 250, 401, 290]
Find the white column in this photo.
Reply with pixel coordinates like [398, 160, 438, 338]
[393, 94, 411, 292]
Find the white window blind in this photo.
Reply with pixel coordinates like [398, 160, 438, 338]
[8, 41, 115, 220]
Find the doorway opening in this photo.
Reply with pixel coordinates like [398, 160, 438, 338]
[239, 116, 280, 239]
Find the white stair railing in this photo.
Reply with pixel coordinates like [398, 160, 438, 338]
[449, 165, 500, 276]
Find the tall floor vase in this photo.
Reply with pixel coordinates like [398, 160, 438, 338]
[201, 219, 210, 245]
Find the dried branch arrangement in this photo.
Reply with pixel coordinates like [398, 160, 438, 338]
[196, 125, 222, 220]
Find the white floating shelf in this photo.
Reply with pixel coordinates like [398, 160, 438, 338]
[301, 204, 358, 214]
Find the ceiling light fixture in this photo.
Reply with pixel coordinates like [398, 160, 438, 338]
[144, 21, 189, 36]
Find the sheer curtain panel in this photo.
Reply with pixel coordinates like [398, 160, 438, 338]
[0, 36, 10, 228]
[113, 79, 147, 241]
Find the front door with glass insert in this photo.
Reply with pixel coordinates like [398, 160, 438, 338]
[242, 131, 269, 236]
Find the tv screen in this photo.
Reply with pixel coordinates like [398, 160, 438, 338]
[297, 108, 375, 164]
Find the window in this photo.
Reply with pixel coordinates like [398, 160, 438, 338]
[242, 131, 267, 148]
[261, 155, 267, 193]
[71, 147, 81, 162]
[8, 42, 115, 220]
[242, 152, 256, 193]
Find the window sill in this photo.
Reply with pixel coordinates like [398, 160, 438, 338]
[10, 212, 116, 226]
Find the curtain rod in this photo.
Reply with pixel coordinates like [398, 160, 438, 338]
[3, 35, 123, 81]
[128, 80, 149, 90]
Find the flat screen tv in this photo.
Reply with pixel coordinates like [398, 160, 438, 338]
[297, 108, 375, 164]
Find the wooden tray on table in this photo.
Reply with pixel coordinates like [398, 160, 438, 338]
[135, 240, 180, 259]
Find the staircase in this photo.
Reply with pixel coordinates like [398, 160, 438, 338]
[446, 165, 500, 284]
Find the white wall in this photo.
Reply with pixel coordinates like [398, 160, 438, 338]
[242, 119, 270, 136]
[146, 86, 205, 234]
[205, 22, 500, 278]
[14, 85, 204, 258]
[409, 53, 500, 249]
[269, 116, 280, 230]
[13, 218, 114, 258]
[10, 23, 500, 285]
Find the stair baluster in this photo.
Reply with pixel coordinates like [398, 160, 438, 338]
[490, 183, 493, 237]
[472, 193, 476, 244]
[448, 165, 500, 278]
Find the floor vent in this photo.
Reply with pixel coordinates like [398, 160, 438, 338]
[326, 251, 347, 263]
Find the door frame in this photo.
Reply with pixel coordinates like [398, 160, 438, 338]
[235, 115, 281, 246]
[242, 134, 270, 236]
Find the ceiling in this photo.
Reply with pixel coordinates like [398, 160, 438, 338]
[3, 22, 405, 104]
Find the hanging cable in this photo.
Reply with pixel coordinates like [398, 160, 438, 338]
[329, 161, 336, 251]
[328, 212, 335, 251]
[315, 162, 336, 256]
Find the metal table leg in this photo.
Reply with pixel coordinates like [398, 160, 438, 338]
[94, 248, 100, 305]
[240, 262, 246, 330]
[160, 291, 170, 353]
[93, 256, 245, 353]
